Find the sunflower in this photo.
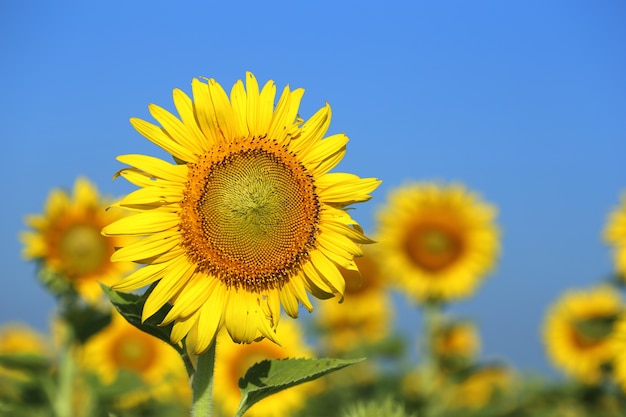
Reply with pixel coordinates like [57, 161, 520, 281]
[375, 182, 500, 302]
[80, 311, 190, 406]
[543, 286, 622, 384]
[433, 319, 481, 370]
[445, 364, 514, 410]
[213, 320, 318, 417]
[102, 72, 380, 354]
[0, 324, 49, 377]
[21, 177, 135, 302]
[0, 323, 50, 402]
[604, 192, 626, 279]
[316, 247, 393, 352]
[0, 323, 49, 355]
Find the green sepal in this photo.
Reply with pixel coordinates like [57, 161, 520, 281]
[235, 357, 364, 417]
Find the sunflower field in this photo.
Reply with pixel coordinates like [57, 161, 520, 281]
[2, 72, 626, 417]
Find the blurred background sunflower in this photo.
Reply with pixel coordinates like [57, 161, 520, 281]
[374, 182, 500, 304]
[20, 177, 135, 303]
[542, 285, 622, 384]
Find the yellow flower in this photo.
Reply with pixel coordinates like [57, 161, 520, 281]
[604, 192, 626, 278]
[80, 311, 190, 405]
[0, 323, 50, 402]
[102, 72, 380, 354]
[446, 364, 514, 410]
[375, 182, 500, 302]
[21, 177, 135, 302]
[0, 323, 49, 355]
[316, 248, 393, 352]
[433, 319, 481, 368]
[543, 286, 621, 384]
[213, 320, 318, 417]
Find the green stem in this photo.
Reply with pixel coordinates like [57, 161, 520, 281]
[420, 300, 442, 416]
[191, 339, 217, 417]
[178, 339, 196, 378]
[54, 325, 75, 417]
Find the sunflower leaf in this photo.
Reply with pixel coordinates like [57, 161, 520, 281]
[100, 283, 196, 377]
[235, 357, 364, 417]
[99, 283, 174, 347]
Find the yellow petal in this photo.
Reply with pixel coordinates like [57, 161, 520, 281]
[112, 262, 168, 292]
[191, 78, 218, 146]
[301, 133, 348, 167]
[118, 186, 182, 207]
[263, 290, 282, 327]
[224, 291, 259, 343]
[318, 227, 363, 256]
[230, 79, 249, 138]
[207, 77, 235, 142]
[316, 234, 360, 269]
[114, 168, 162, 188]
[102, 212, 179, 236]
[310, 250, 345, 296]
[142, 260, 195, 321]
[245, 72, 260, 135]
[301, 260, 334, 295]
[269, 86, 304, 142]
[149, 103, 204, 156]
[280, 286, 300, 318]
[163, 275, 217, 323]
[173, 88, 211, 150]
[170, 314, 198, 344]
[289, 104, 330, 155]
[110, 231, 181, 262]
[45, 189, 70, 219]
[256, 77, 276, 136]
[73, 177, 99, 208]
[310, 145, 347, 176]
[286, 275, 313, 311]
[192, 284, 226, 354]
[130, 117, 195, 162]
[320, 176, 381, 204]
[141, 245, 186, 265]
[268, 85, 292, 140]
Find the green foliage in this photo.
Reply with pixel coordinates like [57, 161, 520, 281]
[99, 283, 172, 347]
[61, 301, 112, 344]
[100, 283, 195, 377]
[0, 353, 50, 373]
[235, 357, 364, 417]
[341, 396, 417, 417]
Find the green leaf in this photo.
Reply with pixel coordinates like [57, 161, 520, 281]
[99, 283, 196, 377]
[235, 357, 364, 417]
[99, 283, 174, 346]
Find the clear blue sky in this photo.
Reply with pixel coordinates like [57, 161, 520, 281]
[1, 1, 625, 377]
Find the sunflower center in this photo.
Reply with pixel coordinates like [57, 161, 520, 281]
[180, 138, 319, 292]
[405, 220, 464, 272]
[58, 224, 108, 277]
[111, 331, 156, 373]
[571, 315, 617, 349]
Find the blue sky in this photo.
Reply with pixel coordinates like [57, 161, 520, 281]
[1, 1, 625, 377]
